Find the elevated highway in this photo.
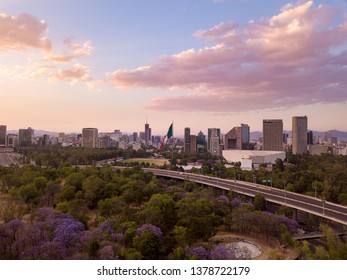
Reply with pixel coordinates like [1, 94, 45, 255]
[143, 168, 347, 227]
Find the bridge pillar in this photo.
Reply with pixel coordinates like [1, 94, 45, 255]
[293, 209, 298, 221]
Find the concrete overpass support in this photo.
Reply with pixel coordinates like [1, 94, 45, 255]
[293, 209, 298, 221]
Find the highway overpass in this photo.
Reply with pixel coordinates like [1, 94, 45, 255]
[143, 168, 347, 227]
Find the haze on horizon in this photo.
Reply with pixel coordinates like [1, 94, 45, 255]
[1, 0, 347, 135]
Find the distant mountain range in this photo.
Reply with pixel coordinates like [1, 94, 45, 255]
[250, 130, 347, 142]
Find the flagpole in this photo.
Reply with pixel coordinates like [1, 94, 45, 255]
[171, 121, 174, 159]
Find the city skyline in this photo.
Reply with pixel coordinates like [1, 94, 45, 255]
[1, 0, 347, 134]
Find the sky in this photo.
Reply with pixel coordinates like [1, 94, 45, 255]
[1, 0, 347, 136]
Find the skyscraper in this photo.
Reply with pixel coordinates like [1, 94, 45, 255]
[292, 116, 308, 155]
[224, 124, 250, 150]
[184, 127, 191, 154]
[263, 119, 283, 151]
[196, 131, 207, 152]
[18, 128, 32, 147]
[307, 130, 313, 145]
[241, 124, 250, 150]
[208, 128, 220, 153]
[210, 135, 221, 156]
[42, 134, 50, 146]
[224, 127, 241, 150]
[144, 122, 152, 143]
[82, 128, 98, 148]
[0, 125, 6, 147]
[190, 135, 197, 154]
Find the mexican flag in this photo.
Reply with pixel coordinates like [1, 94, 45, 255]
[160, 123, 173, 149]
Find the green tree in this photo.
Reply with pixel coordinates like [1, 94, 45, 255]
[60, 185, 76, 201]
[141, 193, 176, 233]
[253, 194, 266, 211]
[176, 192, 220, 242]
[134, 230, 162, 260]
[82, 176, 104, 207]
[65, 172, 86, 190]
[17, 184, 40, 205]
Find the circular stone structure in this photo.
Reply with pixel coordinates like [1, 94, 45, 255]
[224, 240, 262, 259]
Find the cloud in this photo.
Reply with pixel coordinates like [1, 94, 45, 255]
[53, 63, 90, 81]
[0, 12, 96, 90]
[108, 1, 347, 113]
[0, 13, 51, 52]
[44, 40, 93, 62]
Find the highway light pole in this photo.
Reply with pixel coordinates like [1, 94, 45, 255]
[234, 174, 237, 192]
[252, 175, 257, 193]
[283, 180, 287, 205]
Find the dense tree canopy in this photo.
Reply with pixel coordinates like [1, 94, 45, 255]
[1, 148, 346, 259]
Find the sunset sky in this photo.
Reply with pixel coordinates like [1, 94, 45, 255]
[1, 0, 347, 136]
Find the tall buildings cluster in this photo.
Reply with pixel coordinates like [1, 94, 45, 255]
[1, 115, 346, 157]
[181, 116, 312, 156]
[0, 121, 159, 149]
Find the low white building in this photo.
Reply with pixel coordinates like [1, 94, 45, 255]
[222, 150, 286, 170]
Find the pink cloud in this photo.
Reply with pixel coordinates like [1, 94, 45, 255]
[108, 1, 347, 112]
[53, 64, 90, 81]
[0, 13, 51, 52]
[44, 40, 93, 62]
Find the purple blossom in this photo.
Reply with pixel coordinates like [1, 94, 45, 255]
[53, 220, 84, 246]
[136, 224, 163, 238]
[99, 221, 114, 235]
[39, 241, 68, 260]
[231, 198, 253, 208]
[99, 245, 115, 260]
[114, 233, 125, 243]
[210, 244, 236, 260]
[231, 198, 242, 208]
[275, 215, 299, 234]
[187, 246, 210, 260]
[6, 219, 23, 236]
[32, 208, 55, 222]
[218, 195, 229, 205]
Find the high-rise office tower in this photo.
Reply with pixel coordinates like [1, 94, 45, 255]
[145, 123, 151, 143]
[224, 127, 241, 149]
[190, 135, 197, 154]
[208, 128, 220, 153]
[224, 124, 250, 150]
[196, 131, 207, 152]
[82, 128, 98, 148]
[42, 134, 50, 146]
[184, 127, 191, 154]
[0, 125, 6, 147]
[307, 130, 313, 145]
[241, 124, 250, 150]
[18, 128, 32, 147]
[7, 134, 17, 147]
[292, 116, 308, 155]
[263, 119, 283, 151]
[210, 135, 221, 156]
